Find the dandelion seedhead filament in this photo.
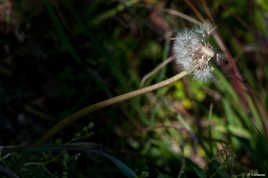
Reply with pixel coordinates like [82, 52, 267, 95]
[173, 23, 217, 81]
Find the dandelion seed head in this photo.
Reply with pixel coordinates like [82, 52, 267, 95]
[173, 23, 216, 81]
[196, 22, 215, 36]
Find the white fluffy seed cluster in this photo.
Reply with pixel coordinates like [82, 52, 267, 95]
[173, 24, 215, 81]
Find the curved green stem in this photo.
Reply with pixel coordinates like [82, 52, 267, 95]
[35, 70, 188, 145]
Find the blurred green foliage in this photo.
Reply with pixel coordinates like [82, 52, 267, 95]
[0, 0, 268, 177]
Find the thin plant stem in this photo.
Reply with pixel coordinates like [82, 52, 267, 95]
[164, 9, 201, 25]
[140, 56, 175, 86]
[183, 0, 205, 22]
[140, 3, 201, 25]
[35, 70, 189, 145]
[200, 0, 215, 24]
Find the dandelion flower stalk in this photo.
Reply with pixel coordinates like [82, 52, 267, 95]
[35, 70, 188, 145]
[36, 23, 219, 145]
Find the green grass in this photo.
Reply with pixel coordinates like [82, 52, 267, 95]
[1, 0, 268, 177]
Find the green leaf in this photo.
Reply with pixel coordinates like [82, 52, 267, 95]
[91, 151, 137, 178]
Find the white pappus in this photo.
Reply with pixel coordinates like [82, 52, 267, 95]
[173, 23, 220, 81]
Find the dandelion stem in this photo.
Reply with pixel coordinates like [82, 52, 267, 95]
[35, 70, 189, 145]
[140, 56, 175, 86]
